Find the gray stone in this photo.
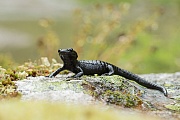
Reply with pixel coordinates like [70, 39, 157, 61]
[15, 72, 180, 107]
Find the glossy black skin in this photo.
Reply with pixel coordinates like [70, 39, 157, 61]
[49, 48, 168, 96]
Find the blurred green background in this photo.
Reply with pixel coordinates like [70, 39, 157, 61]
[0, 0, 180, 73]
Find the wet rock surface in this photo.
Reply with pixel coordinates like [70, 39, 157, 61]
[15, 72, 180, 120]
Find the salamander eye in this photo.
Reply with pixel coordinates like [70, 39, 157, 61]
[58, 49, 61, 53]
[68, 48, 73, 52]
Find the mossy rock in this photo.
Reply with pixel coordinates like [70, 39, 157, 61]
[82, 75, 144, 108]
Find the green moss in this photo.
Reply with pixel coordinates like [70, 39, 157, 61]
[0, 81, 21, 99]
[165, 104, 180, 112]
[174, 96, 180, 101]
[82, 75, 143, 108]
[103, 90, 142, 107]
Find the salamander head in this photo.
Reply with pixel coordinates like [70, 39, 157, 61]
[58, 48, 78, 61]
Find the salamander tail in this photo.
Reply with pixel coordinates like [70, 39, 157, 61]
[116, 67, 168, 97]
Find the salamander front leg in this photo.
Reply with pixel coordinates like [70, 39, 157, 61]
[49, 67, 64, 78]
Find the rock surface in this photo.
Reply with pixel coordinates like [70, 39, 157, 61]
[16, 74, 97, 105]
[15, 72, 180, 120]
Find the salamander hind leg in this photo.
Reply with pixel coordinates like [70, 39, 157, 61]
[101, 65, 114, 76]
[71, 66, 84, 78]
